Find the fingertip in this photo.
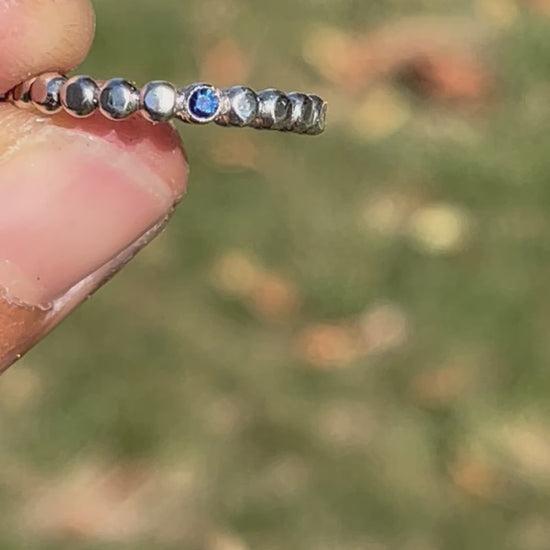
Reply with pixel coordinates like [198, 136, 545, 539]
[0, 0, 95, 92]
[0, 105, 188, 204]
[0, 105, 189, 370]
[51, 112, 189, 203]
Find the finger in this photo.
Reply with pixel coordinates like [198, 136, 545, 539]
[0, 105, 188, 371]
[0, 0, 95, 92]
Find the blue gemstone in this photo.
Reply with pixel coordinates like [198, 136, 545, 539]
[189, 87, 220, 119]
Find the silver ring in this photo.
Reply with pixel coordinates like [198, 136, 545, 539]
[3, 73, 327, 136]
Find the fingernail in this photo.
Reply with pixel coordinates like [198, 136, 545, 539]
[0, 123, 183, 307]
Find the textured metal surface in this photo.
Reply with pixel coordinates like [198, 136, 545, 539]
[61, 76, 99, 118]
[255, 89, 292, 131]
[4, 73, 327, 135]
[216, 86, 259, 127]
[29, 73, 66, 114]
[9, 77, 37, 110]
[140, 81, 177, 123]
[287, 92, 314, 133]
[99, 78, 140, 121]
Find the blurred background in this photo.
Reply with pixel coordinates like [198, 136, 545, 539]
[3, 0, 550, 548]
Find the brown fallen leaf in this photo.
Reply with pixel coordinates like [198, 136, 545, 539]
[410, 364, 471, 409]
[250, 272, 300, 321]
[359, 303, 409, 356]
[211, 250, 300, 321]
[209, 133, 260, 170]
[397, 53, 492, 103]
[303, 18, 493, 103]
[295, 323, 359, 369]
[450, 453, 502, 499]
[200, 39, 251, 85]
[524, 0, 550, 13]
[295, 303, 408, 369]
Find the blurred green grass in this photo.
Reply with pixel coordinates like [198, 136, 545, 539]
[3, 0, 550, 549]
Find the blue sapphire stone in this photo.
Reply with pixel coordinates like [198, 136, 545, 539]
[189, 87, 220, 120]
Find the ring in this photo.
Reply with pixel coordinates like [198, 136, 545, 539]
[2, 72, 327, 136]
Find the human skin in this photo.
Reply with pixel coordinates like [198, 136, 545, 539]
[0, 0, 189, 371]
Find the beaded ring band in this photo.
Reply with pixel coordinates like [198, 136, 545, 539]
[2, 73, 327, 136]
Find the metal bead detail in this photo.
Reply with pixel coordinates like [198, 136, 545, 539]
[5, 73, 327, 136]
[30, 73, 66, 114]
[140, 81, 177, 123]
[254, 89, 291, 130]
[286, 93, 314, 134]
[307, 95, 327, 136]
[217, 86, 258, 127]
[99, 79, 139, 120]
[11, 77, 37, 109]
[61, 76, 99, 118]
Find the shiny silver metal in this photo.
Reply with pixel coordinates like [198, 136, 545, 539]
[30, 73, 66, 114]
[61, 75, 99, 118]
[140, 81, 177, 123]
[5, 73, 327, 136]
[9, 77, 37, 109]
[287, 92, 314, 133]
[307, 95, 327, 136]
[217, 86, 258, 127]
[254, 89, 292, 131]
[99, 78, 139, 121]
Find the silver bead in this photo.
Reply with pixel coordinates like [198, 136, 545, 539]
[217, 86, 258, 127]
[254, 89, 291, 130]
[140, 81, 177, 123]
[307, 95, 327, 136]
[286, 92, 314, 134]
[30, 73, 66, 114]
[99, 78, 139, 120]
[11, 77, 37, 109]
[61, 76, 99, 118]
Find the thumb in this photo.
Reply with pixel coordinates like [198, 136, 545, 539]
[0, 0, 188, 371]
[0, 106, 188, 372]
